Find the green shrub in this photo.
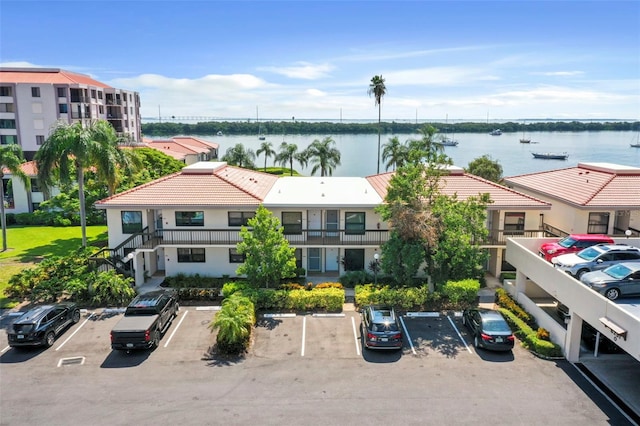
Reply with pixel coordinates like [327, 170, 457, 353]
[499, 271, 516, 281]
[339, 271, 372, 288]
[209, 294, 255, 355]
[499, 308, 562, 358]
[177, 287, 221, 302]
[355, 284, 428, 311]
[536, 327, 551, 341]
[441, 279, 480, 307]
[315, 282, 343, 290]
[495, 288, 537, 328]
[287, 288, 344, 312]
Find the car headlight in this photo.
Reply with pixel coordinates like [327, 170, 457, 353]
[547, 249, 557, 254]
[591, 282, 606, 288]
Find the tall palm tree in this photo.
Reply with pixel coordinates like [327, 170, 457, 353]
[382, 136, 408, 171]
[36, 120, 122, 247]
[0, 145, 31, 251]
[275, 142, 307, 176]
[304, 137, 341, 176]
[368, 75, 386, 174]
[221, 143, 256, 168]
[256, 141, 275, 172]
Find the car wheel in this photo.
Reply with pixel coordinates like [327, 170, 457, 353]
[473, 335, 480, 349]
[151, 330, 160, 349]
[45, 332, 55, 348]
[604, 288, 620, 301]
[577, 269, 589, 279]
[72, 309, 81, 323]
[174, 303, 179, 318]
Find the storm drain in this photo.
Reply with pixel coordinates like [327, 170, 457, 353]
[57, 356, 85, 367]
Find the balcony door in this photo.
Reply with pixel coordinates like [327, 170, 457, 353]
[308, 248, 321, 272]
[326, 210, 339, 237]
[325, 248, 339, 272]
[308, 209, 321, 237]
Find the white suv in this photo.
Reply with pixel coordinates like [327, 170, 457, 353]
[552, 244, 640, 278]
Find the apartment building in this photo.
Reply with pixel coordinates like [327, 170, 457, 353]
[0, 67, 141, 160]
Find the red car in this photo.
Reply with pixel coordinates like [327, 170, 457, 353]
[538, 234, 614, 262]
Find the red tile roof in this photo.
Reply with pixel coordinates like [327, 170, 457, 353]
[95, 163, 278, 208]
[366, 170, 550, 210]
[2, 161, 37, 176]
[0, 68, 111, 88]
[504, 163, 640, 208]
[172, 136, 219, 150]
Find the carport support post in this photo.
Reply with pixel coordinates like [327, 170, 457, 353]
[565, 312, 583, 362]
[514, 270, 527, 295]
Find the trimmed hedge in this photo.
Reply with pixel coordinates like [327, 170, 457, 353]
[495, 288, 537, 328]
[499, 308, 563, 358]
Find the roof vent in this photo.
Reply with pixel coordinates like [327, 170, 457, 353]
[322, 193, 325, 197]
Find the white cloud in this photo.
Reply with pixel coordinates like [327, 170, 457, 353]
[533, 71, 585, 77]
[258, 62, 334, 79]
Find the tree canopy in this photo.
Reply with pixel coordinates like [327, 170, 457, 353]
[235, 205, 297, 288]
[466, 155, 504, 183]
[1, 144, 30, 251]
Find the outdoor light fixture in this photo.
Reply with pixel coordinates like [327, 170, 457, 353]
[373, 253, 380, 285]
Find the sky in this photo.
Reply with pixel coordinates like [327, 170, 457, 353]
[1, 1, 639, 122]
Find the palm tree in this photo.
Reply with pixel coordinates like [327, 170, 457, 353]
[36, 120, 123, 247]
[368, 75, 386, 174]
[408, 125, 444, 159]
[0, 145, 31, 251]
[221, 143, 256, 168]
[275, 142, 307, 176]
[304, 137, 341, 176]
[256, 141, 275, 172]
[382, 136, 408, 171]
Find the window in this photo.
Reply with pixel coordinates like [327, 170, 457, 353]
[0, 119, 16, 129]
[58, 104, 68, 113]
[31, 87, 40, 97]
[0, 103, 14, 112]
[345, 212, 365, 234]
[294, 248, 302, 269]
[99, 105, 104, 114]
[30, 179, 41, 192]
[91, 89, 96, 99]
[343, 249, 364, 271]
[36, 135, 44, 145]
[282, 212, 302, 234]
[177, 248, 205, 263]
[175, 211, 204, 226]
[228, 211, 255, 226]
[98, 91, 103, 100]
[57, 87, 66, 97]
[588, 212, 609, 234]
[504, 212, 525, 233]
[229, 248, 245, 263]
[0, 86, 12, 96]
[1, 135, 17, 145]
[121, 211, 143, 234]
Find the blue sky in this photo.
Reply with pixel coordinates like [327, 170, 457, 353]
[1, 1, 639, 121]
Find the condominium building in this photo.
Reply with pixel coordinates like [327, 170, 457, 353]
[0, 67, 141, 160]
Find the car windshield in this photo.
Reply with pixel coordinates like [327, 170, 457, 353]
[604, 264, 632, 280]
[558, 236, 577, 248]
[371, 322, 399, 332]
[482, 319, 511, 333]
[577, 247, 602, 261]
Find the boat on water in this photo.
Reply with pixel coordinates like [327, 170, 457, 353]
[216, 131, 223, 136]
[519, 138, 531, 143]
[631, 143, 640, 148]
[436, 138, 459, 147]
[531, 152, 569, 160]
[490, 129, 502, 136]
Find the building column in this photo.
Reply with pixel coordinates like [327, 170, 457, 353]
[515, 270, 527, 295]
[565, 311, 583, 362]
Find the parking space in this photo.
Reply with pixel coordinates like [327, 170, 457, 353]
[401, 313, 472, 359]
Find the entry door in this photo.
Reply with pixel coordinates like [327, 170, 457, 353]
[326, 210, 339, 237]
[308, 248, 322, 272]
[325, 248, 339, 272]
[308, 209, 322, 237]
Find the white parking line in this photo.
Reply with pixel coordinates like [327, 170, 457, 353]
[398, 316, 417, 355]
[55, 312, 95, 351]
[301, 316, 306, 357]
[351, 316, 361, 356]
[1, 345, 10, 353]
[447, 314, 472, 353]
[164, 310, 189, 348]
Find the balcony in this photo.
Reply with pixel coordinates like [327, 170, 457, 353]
[106, 99, 122, 105]
[480, 229, 547, 246]
[136, 228, 390, 249]
[70, 96, 90, 103]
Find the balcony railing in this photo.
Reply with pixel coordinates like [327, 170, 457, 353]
[480, 229, 547, 246]
[106, 99, 122, 105]
[135, 228, 390, 249]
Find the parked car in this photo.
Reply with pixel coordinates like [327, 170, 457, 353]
[538, 234, 614, 262]
[7, 302, 81, 348]
[580, 262, 640, 300]
[462, 308, 515, 351]
[551, 244, 640, 278]
[361, 305, 403, 350]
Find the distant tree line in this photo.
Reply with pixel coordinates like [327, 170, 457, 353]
[142, 120, 639, 137]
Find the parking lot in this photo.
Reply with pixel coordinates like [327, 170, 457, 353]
[0, 306, 635, 425]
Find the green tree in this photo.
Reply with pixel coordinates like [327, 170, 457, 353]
[275, 142, 307, 176]
[368, 75, 386, 174]
[209, 293, 255, 354]
[235, 205, 297, 288]
[222, 143, 256, 168]
[466, 155, 503, 183]
[256, 141, 276, 172]
[381, 136, 408, 171]
[35, 120, 123, 247]
[304, 136, 341, 176]
[0, 144, 31, 251]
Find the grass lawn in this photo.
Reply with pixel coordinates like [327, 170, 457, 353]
[0, 225, 108, 308]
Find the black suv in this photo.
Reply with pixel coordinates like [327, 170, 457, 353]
[7, 302, 81, 348]
[361, 305, 403, 350]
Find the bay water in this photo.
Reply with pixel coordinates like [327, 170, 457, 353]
[199, 131, 640, 178]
